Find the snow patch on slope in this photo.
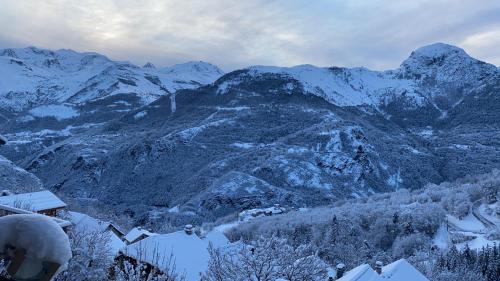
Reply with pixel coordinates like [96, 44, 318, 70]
[29, 104, 79, 120]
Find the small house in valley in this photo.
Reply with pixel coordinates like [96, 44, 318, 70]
[238, 204, 286, 222]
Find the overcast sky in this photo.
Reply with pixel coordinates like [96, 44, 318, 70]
[0, 0, 499, 71]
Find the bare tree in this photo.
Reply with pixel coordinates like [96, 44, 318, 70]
[55, 229, 112, 281]
[203, 236, 327, 281]
[114, 243, 186, 281]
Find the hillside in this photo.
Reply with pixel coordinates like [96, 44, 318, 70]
[0, 43, 499, 224]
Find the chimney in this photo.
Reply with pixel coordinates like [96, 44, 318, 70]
[375, 261, 383, 274]
[184, 224, 194, 235]
[336, 263, 346, 279]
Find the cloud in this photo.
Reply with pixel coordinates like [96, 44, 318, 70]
[461, 29, 500, 64]
[0, 0, 498, 70]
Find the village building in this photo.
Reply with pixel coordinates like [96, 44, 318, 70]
[123, 227, 159, 244]
[0, 203, 72, 229]
[0, 190, 67, 216]
[117, 225, 229, 281]
[336, 258, 429, 281]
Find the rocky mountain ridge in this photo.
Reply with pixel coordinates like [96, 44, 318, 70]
[0, 46, 224, 113]
[0, 43, 498, 224]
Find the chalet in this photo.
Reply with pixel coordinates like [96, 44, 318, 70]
[123, 227, 158, 244]
[0, 203, 72, 229]
[118, 227, 217, 281]
[0, 190, 67, 216]
[336, 259, 429, 281]
[336, 264, 380, 281]
[380, 259, 429, 280]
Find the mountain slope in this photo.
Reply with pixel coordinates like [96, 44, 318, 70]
[0, 43, 498, 224]
[0, 154, 43, 193]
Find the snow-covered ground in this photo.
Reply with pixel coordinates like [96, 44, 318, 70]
[432, 225, 450, 250]
[447, 213, 485, 233]
[29, 104, 79, 120]
[478, 202, 500, 226]
[445, 203, 500, 250]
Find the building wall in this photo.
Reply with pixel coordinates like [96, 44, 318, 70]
[37, 207, 63, 217]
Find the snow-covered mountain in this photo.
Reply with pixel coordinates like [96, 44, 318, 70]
[216, 43, 498, 118]
[0, 43, 498, 225]
[217, 64, 421, 107]
[0, 46, 224, 112]
[397, 43, 497, 84]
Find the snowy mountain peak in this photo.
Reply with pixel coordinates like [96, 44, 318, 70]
[398, 42, 497, 82]
[159, 61, 225, 85]
[161, 61, 224, 76]
[0, 46, 112, 71]
[409, 43, 469, 60]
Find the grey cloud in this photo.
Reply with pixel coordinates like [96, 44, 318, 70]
[0, 0, 498, 71]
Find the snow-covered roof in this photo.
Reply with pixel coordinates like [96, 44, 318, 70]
[381, 259, 429, 281]
[123, 231, 208, 281]
[337, 259, 429, 281]
[337, 264, 381, 281]
[238, 205, 286, 221]
[0, 190, 66, 211]
[123, 227, 158, 243]
[123, 229, 229, 281]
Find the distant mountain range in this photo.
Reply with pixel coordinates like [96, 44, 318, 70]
[0, 43, 498, 224]
[0, 46, 223, 112]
